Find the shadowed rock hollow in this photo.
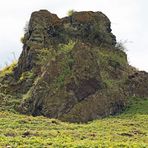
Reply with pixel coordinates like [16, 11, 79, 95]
[1, 10, 148, 123]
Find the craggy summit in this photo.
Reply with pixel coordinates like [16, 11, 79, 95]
[0, 10, 148, 122]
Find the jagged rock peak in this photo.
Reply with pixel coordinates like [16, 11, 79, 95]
[29, 10, 60, 30]
[16, 10, 116, 74]
[25, 9, 116, 46]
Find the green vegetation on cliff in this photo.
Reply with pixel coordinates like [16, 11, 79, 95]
[0, 61, 17, 78]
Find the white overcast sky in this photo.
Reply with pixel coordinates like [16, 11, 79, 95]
[0, 0, 148, 71]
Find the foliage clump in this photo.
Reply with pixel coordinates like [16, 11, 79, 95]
[36, 48, 54, 65]
[58, 40, 76, 54]
[49, 41, 75, 89]
[67, 9, 75, 16]
[115, 40, 128, 52]
[0, 93, 20, 113]
[19, 71, 34, 82]
[0, 61, 17, 78]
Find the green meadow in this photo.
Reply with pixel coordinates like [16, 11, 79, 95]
[0, 97, 148, 148]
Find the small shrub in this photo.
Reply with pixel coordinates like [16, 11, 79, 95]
[67, 9, 75, 16]
[36, 48, 56, 66]
[20, 36, 25, 44]
[115, 40, 127, 52]
[52, 54, 74, 90]
[0, 93, 20, 112]
[19, 71, 34, 82]
[58, 40, 76, 54]
[0, 61, 17, 77]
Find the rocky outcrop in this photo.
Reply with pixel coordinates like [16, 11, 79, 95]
[126, 71, 148, 98]
[19, 41, 128, 122]
[16, 10, 127, 122]
[14, 10, 116, 79]
[1, 10, 148, 123]
[14, 10, 61, 79]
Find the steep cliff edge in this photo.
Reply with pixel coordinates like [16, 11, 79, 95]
[0, 10, 148, 122]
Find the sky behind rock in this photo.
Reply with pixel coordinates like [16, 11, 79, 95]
[0, 0, 148, 71]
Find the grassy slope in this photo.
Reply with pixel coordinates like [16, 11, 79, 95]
[0, 98, 148, 148]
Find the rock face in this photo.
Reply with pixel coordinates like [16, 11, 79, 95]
[15, 10, 116, 78]
[1, 10, 148, 122]
[14, 10, 61, 79]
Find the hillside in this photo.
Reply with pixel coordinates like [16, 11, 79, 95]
[0, 9, 148, 148]
[0, 98, 148, 147]
[0, 10, 148, 122]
